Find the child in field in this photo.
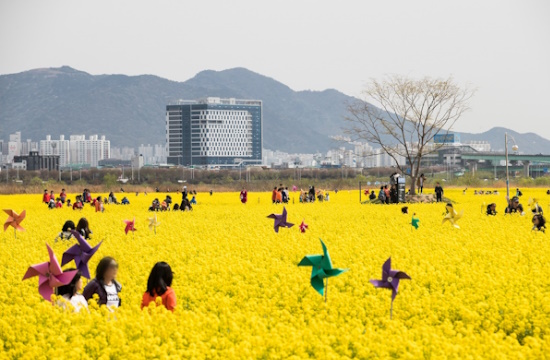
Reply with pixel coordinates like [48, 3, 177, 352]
[121, 197, 130, 205]
[55, 220, 76, 242]
[95, 196, 104, 213]
[48, 197, 56, 209]
[486, 203, 497, 216]
[190, 195, 197, 205]
[76, 217, 92, 239]
[57, 269, 88, 313]
[55, 198, 63, 208]
[532, 214, 546, 233]
[73, 196, 83, 210]
[43, 189, 50, 204]
[141, 262, 176, 312]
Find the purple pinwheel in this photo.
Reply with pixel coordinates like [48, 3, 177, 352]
[267, 207, 294, 233]
[61, 230, 102, 279]
[370, 257, 411, 319]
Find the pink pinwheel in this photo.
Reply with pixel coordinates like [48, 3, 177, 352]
[61, 231, 101, 279]
[299, 220, 308, 233]
[370, 257, 411, 319]
[23, 244, 78, 301]
[267, 207, 294, 233]
[4, 209, 26, 238]
[124, 218, 136, 235]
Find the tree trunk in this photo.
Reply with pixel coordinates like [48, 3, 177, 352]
[410, 176, 417, 195]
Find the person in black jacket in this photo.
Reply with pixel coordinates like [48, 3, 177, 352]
[82, 257, 122, 308]
[369, 190, 376, 201]
[434, 182, 444, 202]
[505, 196, 525, 215]
[532, 214, 546, 233]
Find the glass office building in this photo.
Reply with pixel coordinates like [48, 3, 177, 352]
[166, 97, 262, 167]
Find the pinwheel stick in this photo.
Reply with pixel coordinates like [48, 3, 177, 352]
[325, 278, 328, 303]
[390, 300, 393, 320]
[14, 228, 17, 239]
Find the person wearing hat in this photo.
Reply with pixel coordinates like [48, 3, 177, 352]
[505, 196, 525, 215]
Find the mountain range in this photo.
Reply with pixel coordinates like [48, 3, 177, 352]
[1, 66, 550, 154]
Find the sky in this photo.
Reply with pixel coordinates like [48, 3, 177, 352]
[1, 0, 549, 139]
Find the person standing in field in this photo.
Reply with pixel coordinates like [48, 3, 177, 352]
[417, 174, 427, 194]
[272, 187, 278, 204]
[43, 189, 50, 204]
[240, 187, 248, 204]
[435, 182, 444, 202]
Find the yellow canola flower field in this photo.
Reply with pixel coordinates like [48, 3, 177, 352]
[0, 189, 549, 359]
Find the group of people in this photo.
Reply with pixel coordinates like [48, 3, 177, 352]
[485, 196, 546, 232]
[372, 185, 399, 204]
[55, 217, 92, 242]
[42, 188, 131, 210]
[148, 186, 197, 211]
[57, 256, 176, 313]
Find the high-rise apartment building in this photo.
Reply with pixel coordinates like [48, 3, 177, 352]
[69, 135, 110, 167]
[166, 97, 262, 166]
[40, 135, 70, 166]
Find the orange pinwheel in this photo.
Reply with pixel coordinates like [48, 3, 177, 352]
[4, 209, 26, 236]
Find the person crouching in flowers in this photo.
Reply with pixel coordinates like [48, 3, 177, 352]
[486, 203, 497, 216]
[83, 257, 121, 308]
[532, 214, 546, 233]
[141, 262, 176, 312]
[57, 269, 88, 313]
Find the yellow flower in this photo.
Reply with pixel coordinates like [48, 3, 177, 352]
[0, 189, 548, 358]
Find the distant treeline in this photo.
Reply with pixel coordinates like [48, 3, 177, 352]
[1, 167, 549, 194]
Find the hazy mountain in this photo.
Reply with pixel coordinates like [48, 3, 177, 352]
[1, 66, 550, 154]
[456, 127, 550, 154]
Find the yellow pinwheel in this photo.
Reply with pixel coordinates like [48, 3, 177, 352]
[148, 214, 160, 234]
[442, 204, 464, 228]
[528, 198, 543, 215]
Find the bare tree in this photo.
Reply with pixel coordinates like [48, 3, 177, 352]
[344, 75, 474, 194]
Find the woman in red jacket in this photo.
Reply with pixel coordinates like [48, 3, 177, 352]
[141, 262, 176, 311]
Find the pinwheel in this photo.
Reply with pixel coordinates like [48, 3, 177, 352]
[410, 214, 420, 230]
[23, 243, 78, 301]
[298, 239, 347, 301]
[370, 257, 411, 319]
[299, 220, 308, 233]
[3, 209, 26, 238]
[267, 207, 294, 233]
[148, 214, 160, 234]
[442, 204, 464, 228]
[528, 198, 543, 215]
[61, 231, 101, 279]
[124, 218, 137, 236]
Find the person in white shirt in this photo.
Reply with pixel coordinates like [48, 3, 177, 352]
[82, 257, 121, 308]
[57, 269, 89, 313]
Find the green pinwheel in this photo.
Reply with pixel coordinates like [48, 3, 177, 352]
[298, 239, 348, 300]
[411, 214, 420, 230]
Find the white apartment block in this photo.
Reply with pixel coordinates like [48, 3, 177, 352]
[69, 135, 110, 167]
[40, 135, 70, 166]
[38, 134, 110, 167]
